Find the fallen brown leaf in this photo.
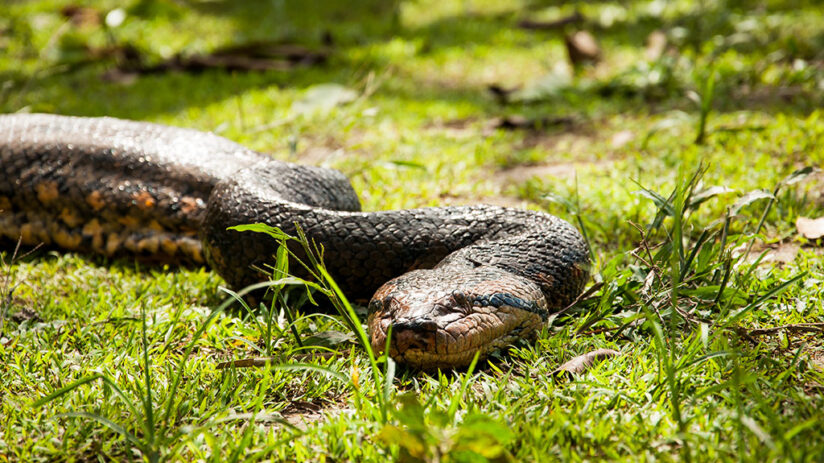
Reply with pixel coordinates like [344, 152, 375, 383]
[565, 30, 601, 67]
[738, 241, 800, 266]
[645, 30, 668, 61]
[552, 348, 620, 377]
[796, 216, 824, 240]
[610, 130, 634, 148]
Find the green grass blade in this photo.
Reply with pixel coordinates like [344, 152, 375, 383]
[57, 411, 148, 456]
[140, 304, 155, 446]
[32, 374, 105, 408]
[447, 351, 481, 421]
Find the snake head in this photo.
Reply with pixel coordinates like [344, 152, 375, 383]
[366, 266, 549, 370]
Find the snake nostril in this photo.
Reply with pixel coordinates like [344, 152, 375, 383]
[392, 318, 437, 333]
[390, 318, 437, 352]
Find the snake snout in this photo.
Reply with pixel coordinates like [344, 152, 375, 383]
[390, 318, 438, 353]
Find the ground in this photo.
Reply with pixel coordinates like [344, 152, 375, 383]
[1, 0, 824, 461]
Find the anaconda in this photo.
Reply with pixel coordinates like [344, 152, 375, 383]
[0, 113, 590, 369]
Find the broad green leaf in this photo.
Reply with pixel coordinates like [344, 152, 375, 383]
[729, 189, 773, 216]
[302, 330, 355, 349]
[779, 166, 814, 186]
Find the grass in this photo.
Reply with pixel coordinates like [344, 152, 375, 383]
[2, 0, 824, 461]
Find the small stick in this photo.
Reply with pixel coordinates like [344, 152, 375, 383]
[216, 351, 339, 369]
[746, 323, 824, 337]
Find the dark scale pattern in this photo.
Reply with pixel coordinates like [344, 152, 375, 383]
[0, 113, 590, 369]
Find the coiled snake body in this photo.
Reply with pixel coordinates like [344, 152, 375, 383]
[0, 114, 589, 369]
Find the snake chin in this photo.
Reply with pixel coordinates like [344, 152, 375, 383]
[368, 304, 544, 370]
[367, 269, 548, 369]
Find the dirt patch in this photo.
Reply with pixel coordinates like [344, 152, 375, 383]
[745, 242, 801, 265]
[281, 400, 327, 429]
[494, 159, 614, 188]
[438, 193, 527, 209]
[280, 397, 350, 431]
[742, 241, 824, 266]
[517, 124, 599, 151]
[298, 145, 348, 165]
[425, 116, 590, 143]
[424, 117, 482, 139]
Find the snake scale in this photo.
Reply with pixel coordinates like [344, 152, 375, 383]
[0, 113, 590, 369]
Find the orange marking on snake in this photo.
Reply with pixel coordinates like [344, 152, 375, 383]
[86, 191, 106, 211]
[132, 191, 156, 210]
[36, 181, 59, 203]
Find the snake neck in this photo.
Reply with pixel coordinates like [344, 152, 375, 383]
[203, 169, 589, 304]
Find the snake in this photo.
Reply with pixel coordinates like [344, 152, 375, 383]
[0, 113, 590, 369]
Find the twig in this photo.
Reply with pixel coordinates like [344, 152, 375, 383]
[628, 221, 669, 328]
[731, 327, 760, 346]
[216, 351, 340, 370]
[217, 357, 278, 369]
[746, 323, 824, 337]
[554, 281, 603, 319]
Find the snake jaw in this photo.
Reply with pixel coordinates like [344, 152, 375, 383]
[367, 270, 549, 369]
[369, 301, 544, 370]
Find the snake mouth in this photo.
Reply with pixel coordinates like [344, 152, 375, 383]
[368, 304, 544, 370]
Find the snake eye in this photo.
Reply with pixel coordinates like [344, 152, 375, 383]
[367, 299, 383, 315]
[452, 291, 468, 306]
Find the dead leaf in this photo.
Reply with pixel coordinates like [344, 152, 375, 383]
[780, 166, 815, 187]
[610, 130, 634, 148]
[645, 30, 667, 61]
[754, 242, 800, 265]
[565, 30, 601, 67]
[729, 189, 773, 216]
[302, 330, 355, 349]
[796, 216, 824, 240]
[689, 185, 736, 209]
[552, 348, 619, 377]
